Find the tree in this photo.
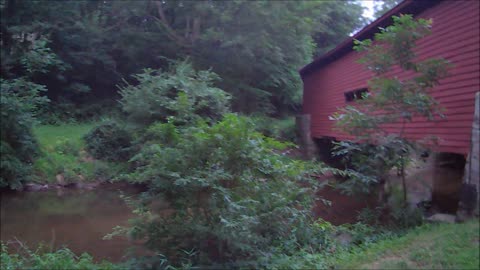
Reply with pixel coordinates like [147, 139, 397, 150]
[0, 79, 48, 189]
[0, 10, 57, 188]
[185, 0, 365, 113]
[118, 60, 231, 128]
[331, 15, 450, 205]
[373, 0, 401, 19]
[312, 1, 366, 56]
[1, 0, 366, 116]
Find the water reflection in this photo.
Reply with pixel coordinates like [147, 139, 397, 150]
[0, 184, 143, 262]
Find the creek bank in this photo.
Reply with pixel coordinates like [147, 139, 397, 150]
[23, 181, 99, 191]
[20, 180, 147, 193]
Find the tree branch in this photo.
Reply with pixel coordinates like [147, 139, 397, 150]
[153, 0, 191, 47]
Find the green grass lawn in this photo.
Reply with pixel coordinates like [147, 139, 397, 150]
[334, 220, 480, 269]
[32, 123, 97, 183]
[32, 123, 127, 184]
[33, 123, 95, 150]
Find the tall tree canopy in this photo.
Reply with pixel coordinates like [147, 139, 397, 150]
[1, 0, 365, 115]
[373, 0, 401, 19]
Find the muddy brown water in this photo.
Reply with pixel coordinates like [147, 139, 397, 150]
[5, 173, 458, 262]
[313, 185, 378, 225]
[0, 183, 146, 262]
[1, 181, 369, 262]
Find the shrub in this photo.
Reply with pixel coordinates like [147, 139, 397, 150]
[39, 100, 120, 125]
[83, 120, 134, 162]
[0, 78, 48, 189]
[114, 114, 323, 267]
[0, 141, 32, 189]
[91, 161, 128, 181]
[1, 242, 118, 270]
[142, 122, 180, 145]
[32, 147, 96, 184]
[331, 137, 412, 195]
[251, 115, 297, 142]
[53, 138, 82, 156]
[31, 124, 105, 183]
[119, 60, 231, 128]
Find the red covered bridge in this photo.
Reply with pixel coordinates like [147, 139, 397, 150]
[300, 0, 479, 156]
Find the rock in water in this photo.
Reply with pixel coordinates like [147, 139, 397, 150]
[56, 174, 66, 186]
[24, 183, 45, 191]
[426, 213, 456, 223]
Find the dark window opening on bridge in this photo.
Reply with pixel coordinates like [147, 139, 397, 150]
[345, 88, 368, 102]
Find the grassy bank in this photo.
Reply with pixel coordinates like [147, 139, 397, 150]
[334, 220, 480, 269]
[32, 123, 123, 184]
[1, 243, 119, 270]
[34, 124, 94, 150]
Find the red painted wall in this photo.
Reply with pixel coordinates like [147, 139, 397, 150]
[302, 0, 479, 155]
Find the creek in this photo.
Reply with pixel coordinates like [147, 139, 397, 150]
[0, 183, 144, 262]
[2, 166, 460, 263]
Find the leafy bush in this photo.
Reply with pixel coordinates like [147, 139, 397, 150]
[251, 115, 297, 142]
[1, 242, 118, 270]
[91, 161, 128, 182]
[114, 114, 323, 267]
[0, 78, 49, 189]
[84, 60, 231, 164]
[332, 136, 413, 195]
[32, 127, 124, 184]
[97, 62, 329, 267]
[39, 100, 120, 125]
[53, 138, 82, 156]
[31, 123, 113, 183]
[387, 186, 424, 229]
[83, 120, 134, 162]
[259, 219, 400, 270]
[32, 147, 96, 184]
[261, 249, 328, 270]
[119, 60, 231, 128]
[0, 141, 33, 189]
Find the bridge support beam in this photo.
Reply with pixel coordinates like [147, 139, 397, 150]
[457, 92, 480, 220]
[296, 114, 317, 160]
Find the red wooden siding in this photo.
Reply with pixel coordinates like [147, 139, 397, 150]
[301, 0, 480, 155]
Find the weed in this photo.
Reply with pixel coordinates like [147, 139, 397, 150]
[335, 220, 480, 269]
[31, 123, 121, 183]
[1, 242, 119, 270]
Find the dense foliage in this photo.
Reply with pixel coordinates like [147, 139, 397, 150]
[3, 1, 447, 269]
[119, 61, 230, 128]
[331, 15, 449, 203]
[84, 61, 230, 161]
[113, 115, 323, 267]
[82, 62, 328, 267]
[251, 115, 298, 143]
[1, 243, 119, 270]
[0, 78, 48, 189]
[32, 124, 111, 184]
[1, 0, 365, 116]
[0, 8, 62, 188]
[84, 120, 133, 162]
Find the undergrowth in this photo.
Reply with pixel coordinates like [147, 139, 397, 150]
[32, 124, 123, 184]
[1, 242, 119, 270]
[334, 219, 480, 269]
